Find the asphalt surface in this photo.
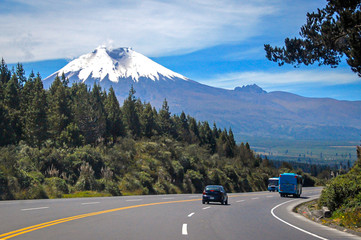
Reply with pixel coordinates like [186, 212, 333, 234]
[0, 187, 359, 240]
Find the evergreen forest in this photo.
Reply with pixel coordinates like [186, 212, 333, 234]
[0, 59, 321, 199]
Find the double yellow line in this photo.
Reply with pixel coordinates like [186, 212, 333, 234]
[1, 191, 292, 239]
[0, 198, 200, 239]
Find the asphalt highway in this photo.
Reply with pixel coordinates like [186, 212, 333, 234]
[0, 187, 359, 240]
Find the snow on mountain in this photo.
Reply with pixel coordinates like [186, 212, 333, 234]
[45, 46, 188, 83]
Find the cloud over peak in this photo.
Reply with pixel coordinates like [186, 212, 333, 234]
[1, 0, 277, 62]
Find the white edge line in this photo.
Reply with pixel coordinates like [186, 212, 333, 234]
[271, 200, 328, 240]
[162, 197, 175, 200]
[21, 207, 49, 211]
[188, 212, 195, 217]
[126, 199, 143, 202]
[182, 223, 188, 235]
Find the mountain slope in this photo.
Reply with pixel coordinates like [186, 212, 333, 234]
[44, 47, 361, 141]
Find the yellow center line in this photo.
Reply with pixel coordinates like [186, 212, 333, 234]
[0, 198, 201, 239]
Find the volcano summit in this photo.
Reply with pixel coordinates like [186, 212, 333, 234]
[45, 46, 188, 84]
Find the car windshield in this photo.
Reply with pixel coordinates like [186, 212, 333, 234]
[206, 186, 221, 191]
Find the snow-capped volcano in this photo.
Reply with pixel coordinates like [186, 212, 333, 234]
[43, 46, 361, 143]
[45, 46, 188, 83]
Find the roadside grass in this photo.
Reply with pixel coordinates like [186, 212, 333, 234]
[62, 191, 112, 198]
[297, 200, 361, 233]
[327, 209, 361, 231]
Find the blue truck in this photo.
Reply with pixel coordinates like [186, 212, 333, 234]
[279, 173, 302, 198]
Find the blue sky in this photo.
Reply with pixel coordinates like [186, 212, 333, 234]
[2, 0, 361, 100]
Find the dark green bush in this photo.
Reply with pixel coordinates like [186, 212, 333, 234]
[25, 184, 48, 199]
[74, 162, 97, 191]
[0, 169, 12, 200]
[44, 177, 69, 198]
[319, 160, 361, 212]
[97, 178, 121, 196]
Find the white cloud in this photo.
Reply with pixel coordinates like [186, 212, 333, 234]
[1, 0, 277, 62]
[199, 69, 360, 92]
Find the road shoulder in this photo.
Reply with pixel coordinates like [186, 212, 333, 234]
[272, 195, 361, 239]
[294, 197, 361, 238]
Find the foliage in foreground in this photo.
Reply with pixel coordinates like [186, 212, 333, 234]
[319, 146, 361, 229]
[0, 137, 279, 199]
[265, 0, 361, 77]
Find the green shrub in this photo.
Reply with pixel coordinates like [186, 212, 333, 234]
[185, 169, 203, 192]
[44, 177, 69, 198]
[0, 169, 12, 200]
[75, 176, 97, 191]
[119, 173, 143, 194]
[301, 172, 316, 187]
[97, 178, 121, 196]
[153, 182, 166, 194]
[74, 162, 97, 191]
[25, 184, 48, 199]
[208, 169, 228, 186]
[319, 169, 361, 211]
[27, 171, 45, 184]
[138, 171, 154, 193]
[153, 180, 181, 194]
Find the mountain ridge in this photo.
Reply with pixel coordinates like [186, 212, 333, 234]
[43, 47, 361, 142]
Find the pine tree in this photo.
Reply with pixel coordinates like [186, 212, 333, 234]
[200, 121, 216, 153]
[61, 72, 69, 87]
[0, 59, 11, 85]
[23, 73, 48, 147]
[265, 0, 361, 77]
[122, 86, 141, 137]
[47, 75, 72, 142]
[228, 128, 236, 148]
[177, 111, 190, 142]
[159, 99, 173, 136]
[180, 111, 188, 130]
[20, 73, 35, 140]
[104, 86, 124, 143]
[4, 74, 20, 111]
[72, 83, 94, 144]
[140, 102, 155, 138]
[217, 129, 235, 158]
[58, 123, 84, 147]
[16, 63, 26, 88]
[0, 101, 15, 146]
[73, 83, 107, 144]
[3, 74, 22, 143]
[212, 122, 219, 139]
[188, 116, 200, 143]
[91, 84, 107, 143]
[28, 71, 35, 82]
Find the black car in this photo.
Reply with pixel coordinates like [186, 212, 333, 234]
[202, 185, 228, 205]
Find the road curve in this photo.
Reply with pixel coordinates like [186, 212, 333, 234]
[0, 187, 359, 240]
